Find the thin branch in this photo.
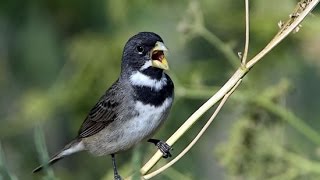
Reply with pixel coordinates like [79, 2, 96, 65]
[246, 0, 319, 69]
[138, 0, 320, 178]
[241, 0, 250, 64]
[139, 68, 248, 175]
[177, 79, 320, 145]
[143, 80, 242, 179]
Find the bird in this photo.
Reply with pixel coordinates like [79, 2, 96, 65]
[32, 32, 174, 180]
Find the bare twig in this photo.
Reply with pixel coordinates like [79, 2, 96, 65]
[241, 0, 250, 65]
[246, 0, 319, 69]
[143, 80, 242, 179]
[139, 68, 248, 176]
[137, 0, 320, 178]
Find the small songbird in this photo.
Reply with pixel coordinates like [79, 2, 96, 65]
[33, 32, 174, 180]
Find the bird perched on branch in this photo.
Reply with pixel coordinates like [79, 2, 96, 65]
[33, 32, 174, 180]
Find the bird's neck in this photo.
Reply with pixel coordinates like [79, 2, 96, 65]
[120, 64, 164, 80]
[128, 70, 167, 91]
[140, 67, 163, 80]
[129, 71, 174, 107]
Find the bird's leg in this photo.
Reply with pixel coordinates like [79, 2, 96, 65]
[148, 139, 172, 158]
[111, 154, 122, 180]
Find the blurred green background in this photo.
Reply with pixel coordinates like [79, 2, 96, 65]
[1, 0, 320, 179]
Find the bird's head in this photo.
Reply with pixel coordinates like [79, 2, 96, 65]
[121, 32, 169, 79]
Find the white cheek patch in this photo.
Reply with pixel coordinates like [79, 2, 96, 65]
[140, 60, 152, 71]
[129, 71, 167, 91]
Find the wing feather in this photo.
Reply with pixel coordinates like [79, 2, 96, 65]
[78, 82, 120, 138]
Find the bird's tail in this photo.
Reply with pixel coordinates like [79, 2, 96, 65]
[33, 138, 85, 173]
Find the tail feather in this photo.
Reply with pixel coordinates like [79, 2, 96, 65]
[33, 139, 84, 173]
[32, 155, 63, 173]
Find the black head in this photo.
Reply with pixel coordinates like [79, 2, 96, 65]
[120, 32, 169, 79]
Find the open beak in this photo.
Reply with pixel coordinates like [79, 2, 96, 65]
[151, 41, 169, 70]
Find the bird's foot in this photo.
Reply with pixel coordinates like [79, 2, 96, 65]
[111, 154, 122, 180]
[148, 139, 172, 158]
[114, 174, 122, 180]
[157, 141, 172, 158]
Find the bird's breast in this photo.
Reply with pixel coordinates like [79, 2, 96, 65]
[130, 73, 174, 106]
[121, 97, 173, 144]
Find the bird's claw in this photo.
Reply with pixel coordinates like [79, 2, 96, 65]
[148, 139, 173, 158]
[156, 141, 172, 158]
[114, 174, 122, 180]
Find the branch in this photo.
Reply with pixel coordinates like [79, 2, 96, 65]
[143, 80, 242, 179]
[139, 68, 247, 176]
[241, 0, 250, 65]
[246, 0, 319, 69]
[136, 0, 320, 178]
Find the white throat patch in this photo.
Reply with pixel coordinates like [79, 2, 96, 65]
[129, 71, 167, 91]
[140, 60, 152, 71]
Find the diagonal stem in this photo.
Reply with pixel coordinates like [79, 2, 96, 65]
[241, 0, 250, 64]
[143, 80, 242, 179]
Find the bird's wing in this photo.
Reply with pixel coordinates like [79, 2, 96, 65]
[78, 82, 121, 138]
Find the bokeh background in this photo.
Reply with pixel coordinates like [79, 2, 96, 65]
[1, 0, 320, 180]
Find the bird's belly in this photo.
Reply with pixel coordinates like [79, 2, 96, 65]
[83, 98, 172, 156]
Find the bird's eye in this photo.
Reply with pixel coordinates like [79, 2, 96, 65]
[137, 46, 144, 54]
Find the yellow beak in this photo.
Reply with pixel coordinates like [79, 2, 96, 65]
[151, 41, 169, 70]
